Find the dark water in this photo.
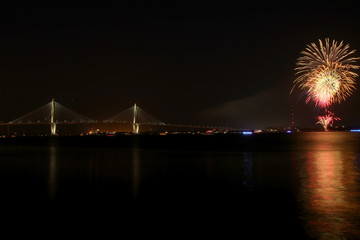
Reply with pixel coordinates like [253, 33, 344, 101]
[1, 133, 360, 239]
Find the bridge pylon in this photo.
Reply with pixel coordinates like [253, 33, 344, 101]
[50, 99, 57, 136]
[133, 103, 139, 134]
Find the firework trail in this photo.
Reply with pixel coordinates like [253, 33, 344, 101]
[316, 110, 340, 131]
[292, 38, 359, 108]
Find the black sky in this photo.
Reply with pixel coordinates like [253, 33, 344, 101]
[1, 2, 360, 128]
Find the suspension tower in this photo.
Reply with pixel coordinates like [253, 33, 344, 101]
[51, 99, 57, 136]
[290, 104, 295, 130]
[133, 103, 139, 134]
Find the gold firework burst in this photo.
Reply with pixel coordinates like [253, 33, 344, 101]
[292, 38, 359, 108]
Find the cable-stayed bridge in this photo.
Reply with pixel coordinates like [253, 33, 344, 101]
[104, 103, 165, 134]
[8, 99, 95, 135]
[0, 99, 234, 136]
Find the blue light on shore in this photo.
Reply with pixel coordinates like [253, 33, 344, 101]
[242, 131, 253, 135]
[350, 129, 360, 132]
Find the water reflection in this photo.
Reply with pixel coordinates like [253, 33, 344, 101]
[242, 152, 253, 190]
[296, 133, 360, 239]
[206, 153, 214, 179]
[48, 143, 57, 199]
[132, 147, 140, 200]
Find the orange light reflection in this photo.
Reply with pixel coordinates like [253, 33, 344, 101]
[296, 133, 360, 239]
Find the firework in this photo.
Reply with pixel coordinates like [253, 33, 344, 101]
[316, 110, 340, 131]
[292, 38, 359, 108]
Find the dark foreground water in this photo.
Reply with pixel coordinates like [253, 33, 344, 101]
[1, 132, 360, 239]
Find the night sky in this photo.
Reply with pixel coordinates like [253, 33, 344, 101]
[2, 2, 360, 129]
